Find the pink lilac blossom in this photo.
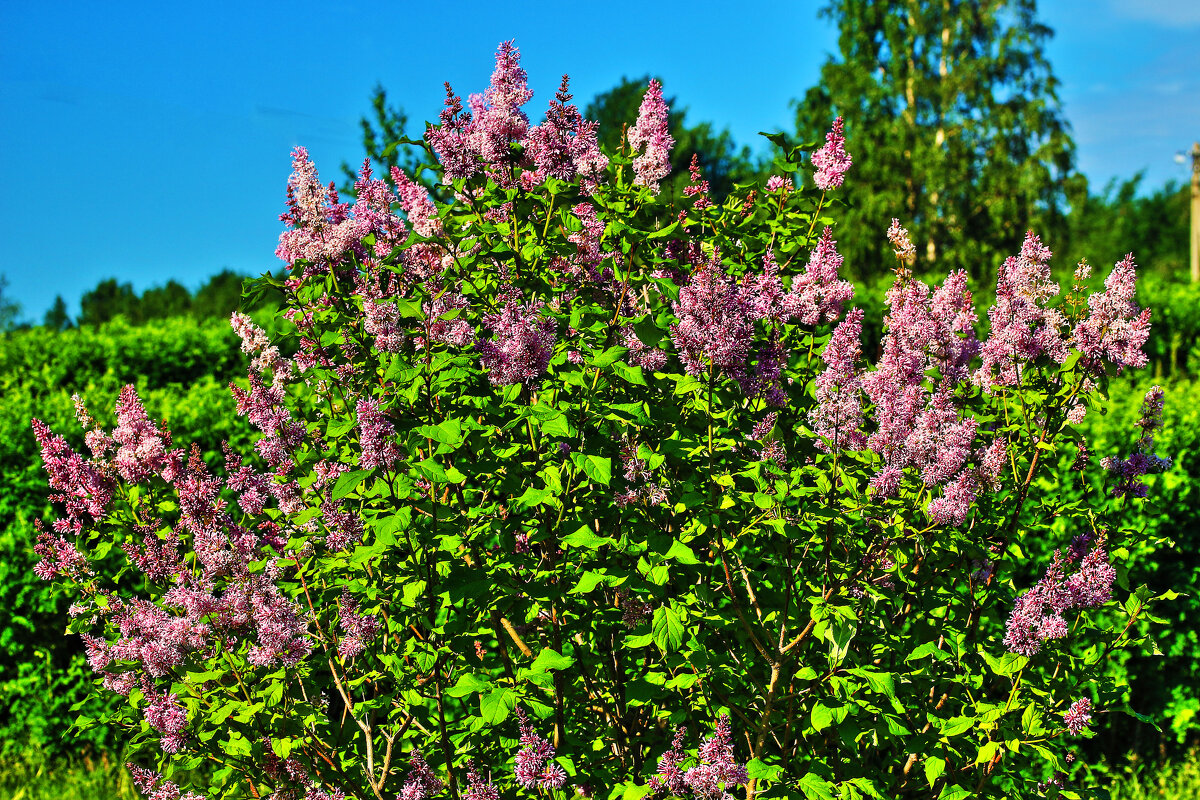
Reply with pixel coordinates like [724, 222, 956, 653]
[231, 313, 292, 386]
[975, 232, 1069, 391]
[810, 308, 867, 452]
[127, 765, 205, 800]
[1005, 544, 1116, 656]
[906, 389, 978, 488]
[683, 155, 712, 210]
[811, 117, 852, 190]
[351, 160, 407, 257]
[426, 83, 478, 183]
[671, 252, 754, 384]
[523, 75, 608, 191]
[790, 228, 855, 325]
[765, 175, 792, 192]
[276, 147, 377, 272]
[621, 325, 668, 371]
[224, 573, 312, 667]
[976, 437, 1009, 490]
[684, 715, 749, 800]
[629, 79, 674, 193]
[422, 286, 475, 348]
[465, 41, 533, 177]
[1064, 698, 1093, 736]
[400, 750, 444, 800]
[926, 468, 979, 527]
[649, 727, 689, 797]
[111, 385, 172, 483]
[356, 398, 401, 470]
[463, 763, 499, 800]
[32, 520, 90, 580]
[869, 465, 903, 498]
[230, 374, 306, 467]
[391, 166, 442, 238]
[478, 299, 557, 386]
[1071, 253, 1151, 373]
[31, 418, 114, 532]
[337, 592, 382, 659]
[887, 218, 916, 264]
[145, 690, 188, 753]
[514, 708, 568, 790]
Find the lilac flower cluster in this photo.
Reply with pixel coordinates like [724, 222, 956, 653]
[463, 762, 499, 800]
[1064, 697, 1093, 736]
[514, 708, 568, 790]
[232, 312, 293, 387]
[35, 388, 318, 753]
[975, 232, 1068, 390]
[850, 264, 991, 522]
[523, 75, 608, 192]
[886, 218, 916, 265]
[275, 148, 405, 272]
[355, 398, 401, 470]
[742, 233, 853, 328]
[1101, 385, 1171, 498]
[401, 750, 444, 800]
[811, 117, 852, 191]
[629, 79, 674, 193]
[337, 592, 382, 659]
[1004, 544, 1117, 656]
[127, 765, 205, 800]
[810, 308, 867, 452]
[478, 299, 557, 386]
[1072, 254, 1151, 373]
[426, 42, 606, 193]
[649, 715, 748, 800]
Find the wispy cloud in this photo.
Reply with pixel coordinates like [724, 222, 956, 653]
[1108, 0, 1200, 27]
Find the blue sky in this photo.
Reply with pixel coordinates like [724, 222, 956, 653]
[1, 0, 1197, 321]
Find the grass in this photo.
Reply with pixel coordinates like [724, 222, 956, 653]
[0, 752, 137, 800]
[4, 753, 1200, 799]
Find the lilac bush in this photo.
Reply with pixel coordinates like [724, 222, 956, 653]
[32, 42, 1172, 800]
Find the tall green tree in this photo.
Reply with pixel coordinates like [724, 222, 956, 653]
[42, 295, 72, 331]
[795, 0, 1080, 282]
[340, 84, 426, 196]
[0, 275, 20, 332]
[586, 77, 766, 201]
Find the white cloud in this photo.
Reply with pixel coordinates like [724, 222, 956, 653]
[1108, 0, 1200, 27]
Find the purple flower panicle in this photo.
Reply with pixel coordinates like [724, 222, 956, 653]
[811, 117, 851, 190]
[629, 80, 674, 193]
[1064, 698, 1093, 736]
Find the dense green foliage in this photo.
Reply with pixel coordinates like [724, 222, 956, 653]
[0, 317, 256, 758]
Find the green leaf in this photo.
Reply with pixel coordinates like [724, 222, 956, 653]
[561, 525, 614, 549]
[479, 688, 517, 725]
[651, 605, 685, 654]
[590, 346, 628, 368]
[797, 772, 836, 800]
[924, 757, 945, 789]
[332, 470, 371, 501]
[417, 419, 464, 446]
[974, 741, 1000, 765]
[415, 458, 466, 484]
[531, 648, 575, 673]
[612, 361, 648, 385]
[447, 673, 493, 698]
[572, 453, 612, 486]
[664, 539, 699, 565]
[937, 786, 972, 800]
[811, 703, 834, 732]
[746, 759, 784, 781]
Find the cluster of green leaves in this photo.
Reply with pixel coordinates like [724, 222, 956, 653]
[0, 316, 257, 759]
